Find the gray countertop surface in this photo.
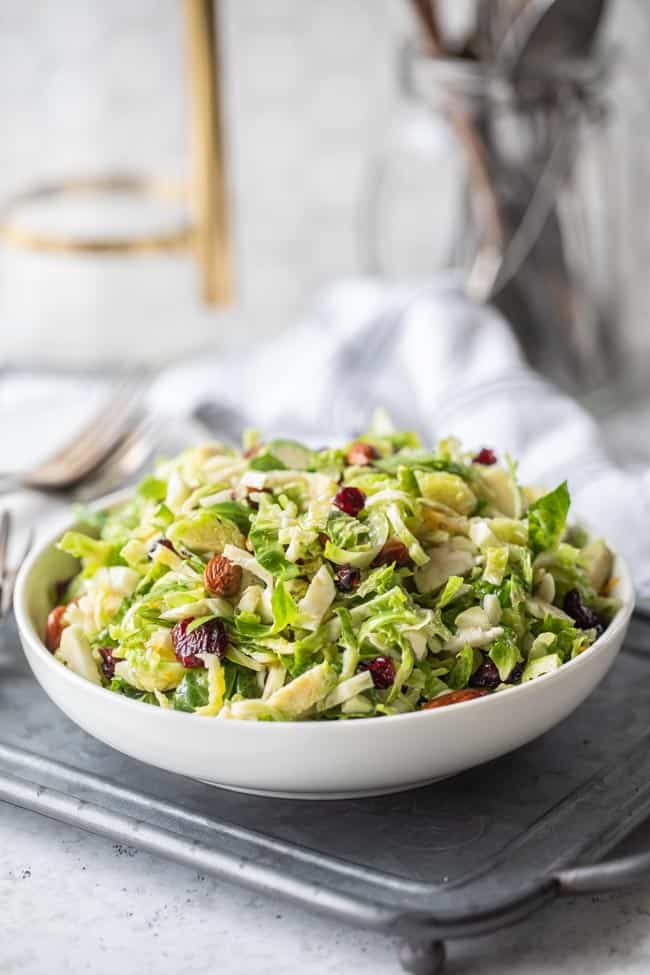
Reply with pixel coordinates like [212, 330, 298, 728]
[4, 798, 650, 974]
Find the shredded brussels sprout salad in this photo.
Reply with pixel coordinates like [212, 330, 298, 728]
[46, 419, 621, 721]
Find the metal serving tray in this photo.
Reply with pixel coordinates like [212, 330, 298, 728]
[3, 616, 650, 974]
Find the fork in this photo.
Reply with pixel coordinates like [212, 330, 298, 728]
[72, 410, 163, 502]
[0, 374, 148, 494]
[0, 511, 34, 621]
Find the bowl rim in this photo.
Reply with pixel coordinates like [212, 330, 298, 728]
[14, 491, 636, 732]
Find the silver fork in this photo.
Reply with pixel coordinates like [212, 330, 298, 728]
[0, 374, 147, 494]
[72, 411, 164, 502]
[0, 511, 34, 621]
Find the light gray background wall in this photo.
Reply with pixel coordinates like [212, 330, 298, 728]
[0, 0, 647, 368]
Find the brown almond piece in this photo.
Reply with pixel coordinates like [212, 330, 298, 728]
[372, 539, 411, 568]
[422, 689, 488, 710]
[45, 605, 68, 652]
[204, 554, 243, 597]
[345, 442, 378, 466]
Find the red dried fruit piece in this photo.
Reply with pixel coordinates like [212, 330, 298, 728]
[472, 447, 497, 466]
[360, 656, 396, 689]
[98, 647, 117, 681]
[45, 605, 68, 652]
[507, 662, 524, 685]
[469, 659, 500, 690]
[422, 688, 488, 709]
[243, 443, 262, 459]
[334, 565, 361, 592]
[333, 486, 366, 517]
[171, 617, 229, 669]
[564, 588, 604, 635]
[345, 442, 378, 466]
[372, 539, 411, 568]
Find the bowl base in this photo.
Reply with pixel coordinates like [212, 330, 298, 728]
[195, 774, 447, 800]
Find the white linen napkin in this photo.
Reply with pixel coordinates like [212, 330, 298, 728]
[4, 276, 650, 603]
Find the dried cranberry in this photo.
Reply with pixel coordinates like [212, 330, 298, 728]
[171, 617, 229, 668]
[507, 662, 524, 685]
[333, 486, 366, 517]
[98, 647, 117, 681]
[469, 659, 501, 690]
[334, 565, 361, 592]
[564, 589, 604, 635]
[360, 656, 396, 689]
[472, 447, 497, 466]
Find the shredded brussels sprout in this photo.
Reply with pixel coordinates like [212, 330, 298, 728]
[48, 426, 620, 719]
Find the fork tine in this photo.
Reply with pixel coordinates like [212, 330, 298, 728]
[32, 375, 143, 473]
[0, 510, 10, 573]
[16, 526, 34, 573]
[28, 374, 137, 472]
[27, 381, 147, 490]
[0, 511, 11, 619]
[59, 409, 146, 488]
[73, 412, 162, 502]
[51, 394, 143, 482]
[56, 377, 144, 468]
[0, 522, 34, 620]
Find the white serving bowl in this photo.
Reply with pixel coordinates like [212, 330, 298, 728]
[14, 503, 635, 799]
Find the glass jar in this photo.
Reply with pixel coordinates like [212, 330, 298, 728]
[361, 42, 624, 394]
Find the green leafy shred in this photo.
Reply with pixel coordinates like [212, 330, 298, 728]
[527, 481, 570, 556]
[50, 428, 619, 718]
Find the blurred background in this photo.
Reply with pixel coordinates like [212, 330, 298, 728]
[0, 0, 649, 395]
